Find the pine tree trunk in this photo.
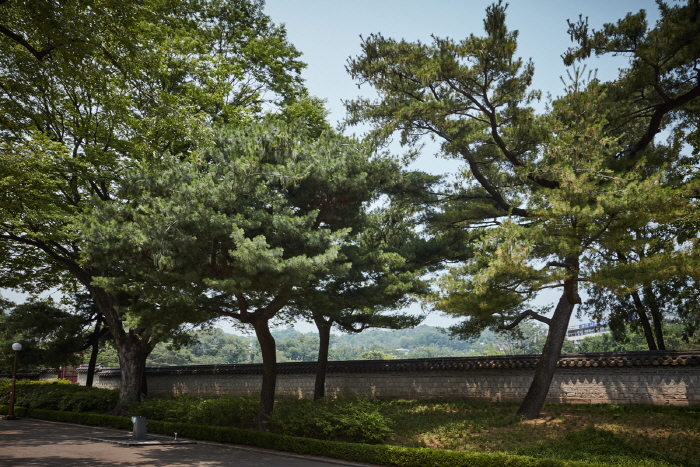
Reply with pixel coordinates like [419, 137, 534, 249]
[313, 317, 332, 401]
[89, 287, 153, 415]
[251, 317, 277, 430]
[631, 290, 658, 350]
[644, 286, 666, 350]
[109, 341, 150, 415]
[516, 283, 578, 420]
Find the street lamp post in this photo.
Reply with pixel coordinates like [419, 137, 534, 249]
[4, 342, 22, 420]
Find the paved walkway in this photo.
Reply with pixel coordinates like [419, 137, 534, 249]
[0, 418, 378, 467]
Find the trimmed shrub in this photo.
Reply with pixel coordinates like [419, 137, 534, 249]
[267, 396, 393, 444]
[0, 405, 594, 467]
[0, 380, 118, 413]
[132, 395, 259, 428]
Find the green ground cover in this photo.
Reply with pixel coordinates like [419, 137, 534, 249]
[2, 380, 698, 466]
[124, 393, 700, 466]
[380, 400, 699, 466]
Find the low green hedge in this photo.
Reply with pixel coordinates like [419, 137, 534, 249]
[0, 405, 596, 467]
[0, 405, 132, 430]
[133, 395, 259, 428]
[266, 397, 393, 444]
[0, 380, 118, 413]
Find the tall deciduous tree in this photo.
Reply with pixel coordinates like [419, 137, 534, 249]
[346, 1, 699, 419]
[0, 0, 305, 413]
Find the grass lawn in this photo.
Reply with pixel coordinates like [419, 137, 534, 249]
[380, 399, 700, 466]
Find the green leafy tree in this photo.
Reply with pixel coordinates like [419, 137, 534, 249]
[82, 120, 390, 428]
[277, 334, 320, 362]
[0, 297, 87, 371]
[576, 325, 700, 352]
[188, 329, 252, 364]
[405, 346, 445, 358]
[346, 1, 699, 419]
[328, 344, 363, 361]
[68, 293, 110, 386]
[146, 345, 195, 366]
[286, 162, 433, 400]
[0, 0, 305, 413]
[359, 350, 395, 360]
[581, 273, 699, 351]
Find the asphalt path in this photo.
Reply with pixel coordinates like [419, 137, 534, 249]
[0, 418, 380, 467]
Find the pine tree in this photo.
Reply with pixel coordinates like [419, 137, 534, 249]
[346, 1, 699, 418]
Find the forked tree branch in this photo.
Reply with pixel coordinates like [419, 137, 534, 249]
[498, 309, 552, 330]
[0, 23, 59, 61]
[625, 83, 700, 159]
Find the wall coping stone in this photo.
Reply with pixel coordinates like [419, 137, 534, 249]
[83, 350, 700, 378]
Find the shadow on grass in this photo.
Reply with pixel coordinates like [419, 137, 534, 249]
[381, 400, 525, 446]
[511, 425, 699, 467]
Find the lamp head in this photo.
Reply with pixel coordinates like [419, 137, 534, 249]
[11, 343, 22, 351]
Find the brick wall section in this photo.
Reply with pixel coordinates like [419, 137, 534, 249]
[77, 350, 700, 405]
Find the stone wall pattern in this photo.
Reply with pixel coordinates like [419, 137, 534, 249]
[76, 351, 700, 406]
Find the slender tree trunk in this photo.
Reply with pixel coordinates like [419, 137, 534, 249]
[630, 290, 658, 350]
[644, 286, 666, 350]
[251, 317, 277, 430]
[617, 252, 658, 350]
[85, 319, 102, 387]
[517, 280, 579, 420]
[141, 365, 148, 397]
[313, 316, 333, 401]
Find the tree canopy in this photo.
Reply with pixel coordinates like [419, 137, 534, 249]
[0, 297, 88, 371]
[81, 117, 410, 426]
[0, 0, 306, 413]
[346, 0, 699, 418]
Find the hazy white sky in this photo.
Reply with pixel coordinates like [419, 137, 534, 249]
[3, 1, 662, 335]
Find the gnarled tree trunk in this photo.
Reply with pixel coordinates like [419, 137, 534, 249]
[110, 338, 151, 415]
[89, 287, 154, 415]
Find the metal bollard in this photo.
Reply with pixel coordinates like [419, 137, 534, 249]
[132, 416, 147, 441]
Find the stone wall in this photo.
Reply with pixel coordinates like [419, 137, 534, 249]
[78, 350, 700, 405]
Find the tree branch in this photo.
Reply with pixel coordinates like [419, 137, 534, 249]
[0, 23, 59, 61]
[625, 82, 700, 159]
[498, 309, 552, 330]
[200, 305, 242, 321]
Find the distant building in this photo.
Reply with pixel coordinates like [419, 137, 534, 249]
[566, 318, 677, 347]
[566, 321, 610, 347]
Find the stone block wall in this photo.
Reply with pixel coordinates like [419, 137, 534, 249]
[78, 350, 700, 406]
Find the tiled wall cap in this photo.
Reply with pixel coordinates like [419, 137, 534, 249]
[75, 350, 700, 378]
